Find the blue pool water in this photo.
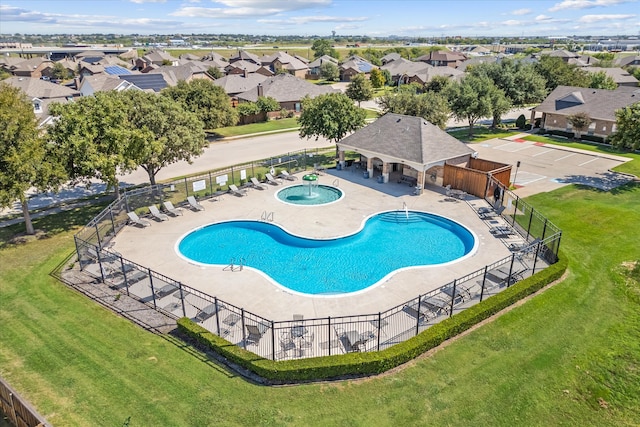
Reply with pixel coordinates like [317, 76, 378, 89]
[177, 211, 476, 295]
[276, 184, 343, 205]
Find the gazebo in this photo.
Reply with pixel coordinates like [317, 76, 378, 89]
[337, 113, 476, 194]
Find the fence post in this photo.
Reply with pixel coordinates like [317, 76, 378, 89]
[449, 279, 457, 317]
[96, 247, 105, 283]
[415, 295, 422, 336]
[231, 166, 235, 186]
[511, 197, 519, 227]
[526, 207, 534, 239]
[109, 208, 115, 238]
[148, 269, 157, 310]
[271, 320, 276, 361]
[214, 297, 221, 336]
[506, 254, 516, 288]
[184, 177, 189, 197]
[118, 255, 130, 297]
[95, 223, 102, 248]
[208, 172, 213, 194]
[178, 282, 186, 317]
[541, 218, 548, 240]
[240, 308, 247, 349]
[328, 316, 331, 356]
[479, 266, 488, 302]
[377, 312, 382, 351]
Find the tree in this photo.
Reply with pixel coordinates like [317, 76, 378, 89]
[567, 112, 592, 139]
[256, 96, 280, 113]
[424, 75, 451, 93]
[469, 59, 546, 106]
[237, 101, 260, 118]
[589, 71, 617, 90]
[609, 103, 640, 150]
[51, 62, 72, 80]
[345, 74, 373, 107]
[377, 91, 450, 129]
[207, 66, 223, 79]
[369, 67, 385, 88]
[489, 86, 511, 128]
[162, 79, 237, 129]
[535, 56, 590, 92]
[48, 91, 133, 198]
[319, 61, 339, 81]
[445, 75, 494, 137]
[0, 84, 65, 235]
[381, 69, 392, 86]
[124, 91, 206, 186]
[298, 93, 366, 156]
[311, 39, 338, 59]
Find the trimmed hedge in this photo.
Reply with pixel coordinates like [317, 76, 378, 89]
[177, 254, 568, 383]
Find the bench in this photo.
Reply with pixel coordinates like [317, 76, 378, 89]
[398, 175, 417, 186]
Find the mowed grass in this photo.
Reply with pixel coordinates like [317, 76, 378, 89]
[1, 182, 639, 425]
[447, 126, 520, 142]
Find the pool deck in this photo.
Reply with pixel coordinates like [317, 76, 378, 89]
[112, 168, 522, 322]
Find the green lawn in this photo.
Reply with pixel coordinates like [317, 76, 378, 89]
[1, 181, 639, 425]
[447, 126, 520, 142]
[522, 134, 640, 177]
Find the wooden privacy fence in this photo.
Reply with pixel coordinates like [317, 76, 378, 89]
[0, 376, 50, 427]
[443, 157, 512, 198]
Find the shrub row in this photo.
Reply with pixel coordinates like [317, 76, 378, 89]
[177, 254, 568, 383]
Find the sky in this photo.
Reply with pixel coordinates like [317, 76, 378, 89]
[0, 0, 639, 38]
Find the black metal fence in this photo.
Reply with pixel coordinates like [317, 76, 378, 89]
[74, 151, 562, 362]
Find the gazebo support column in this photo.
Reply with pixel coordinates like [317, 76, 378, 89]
[367, 158, 373, 179]
[381, 162, 389, 183]
[416, 171, 425, 195]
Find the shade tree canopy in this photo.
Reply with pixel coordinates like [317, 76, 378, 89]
[445, 75, 496, 137]
[0, 84, 65, 235]
[609, 103, 640, 151]
[345, 74, 373, 107]
[377, 91, 450, 129]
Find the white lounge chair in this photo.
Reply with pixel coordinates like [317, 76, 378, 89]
[250, 177, 267, 190]
[265, 173, 280, 185]
[148, 205, 169, 221]
[279, 170, 297, 181]
[187, 196, 204, 211]
[127, 212, 151, 227]
[163, 201, 183, 216]
[228, 184, 248, 197]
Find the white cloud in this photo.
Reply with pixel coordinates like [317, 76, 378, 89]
[259, 15, 367, 25]
[501, 20, 523, 26]
[172, 1, 333, 18]
[511, 8, 532, 15]
[578, 13, 636, 22]
[535, 14, 553, 21]
[129, 0, 167, 3]
[549, 0, 630, 12]
[212, 0, 331, 11]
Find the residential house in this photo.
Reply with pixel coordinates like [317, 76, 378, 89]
[381, 52, 401, 65]
[3, 57, 52, 78]
[3, 76, 81, 125]
[583, 67, 639, 87]
[236, 73, 339, 112]
[307, 55, 339, 79]
[229, 50, 261, 65]
[614, 55, 640, 68]
[260, 51, 309, 78]
[381, 58, 430, 85]
[416, 50, 467, 68]
[531, 85, 640, 139]
[213, 73, 268, 99]
[134, 50, 179, 71]
[117, 73, 170, 92]
[148, 62, 215, 85]
[225, 60, 273, 77]
[339, 55, 376, 81]
[78, 74, 140, 96]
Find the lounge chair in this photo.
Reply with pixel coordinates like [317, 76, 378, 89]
[265, 173, 280, 185]
[228, 184, 248, 197]
[187, 196, 204, 211]
[163, 201, 183, 216]
[490, 226, 515, 237]
[250, 177, 267, 190]
[154, 283, 178, 299]
[245, 324, 265, 345]
[279, 170, 297, 181]
[148, 205, 169, 221]
[127, 212, 151, 228]
[195, 303, 223, 322]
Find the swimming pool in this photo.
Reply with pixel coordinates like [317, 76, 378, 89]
[276, 184, 344, 206]
[176, 211, 477, 296]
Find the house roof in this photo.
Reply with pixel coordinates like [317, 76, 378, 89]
[229, 50, 261, 64]
[118, 73, 168, 92]
[381, 52, 401, 64]
[416, 50, 467, 63]
[412, 66, 464, 83]
[7, 57, 51, 73]
[547, 49, 579, 59]
[308, 55, 338, 69]
[148, 62, 211, 84]
[534, 85, 640, 121]
[381, 58, 431, 77]
[236, 73, 338, 103]
[614, 55, 640, 67]
[80, 74, 135, 92]
[104, 65, 132, 75]
[583, 66, 639, 85]
[4, 76, 79, 98]
[340, 55, 375, 73]
[261, 51, 309, 71]
[225, 60, 261, 73]
[212, 73, 268, 96]
[338, 113, 474, 169]
[142, 50, 177, 63]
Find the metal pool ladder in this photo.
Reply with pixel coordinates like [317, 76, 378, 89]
[261, 211, 274, 222]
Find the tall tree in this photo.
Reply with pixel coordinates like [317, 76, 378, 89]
[311, 39, 338, 59]
[0, 84, 65, 234]
[369, 67, 385, 88]
[445, 75, 494, 137]
[319, 61, 339, 81]
[535, 56, 590, 92]
[609, 103, 640, 150]
[123, 91, 206, 186]
[589, 71, 617, 90]
[162, 79, 237, 130]
[345, 74, 373, 107]
[377, 91, 450, 129]
[298, 93, 366, 156]
[48, 91, 133, 197]
[489, 87, 512, 128]
[424, 75, 451, 93]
